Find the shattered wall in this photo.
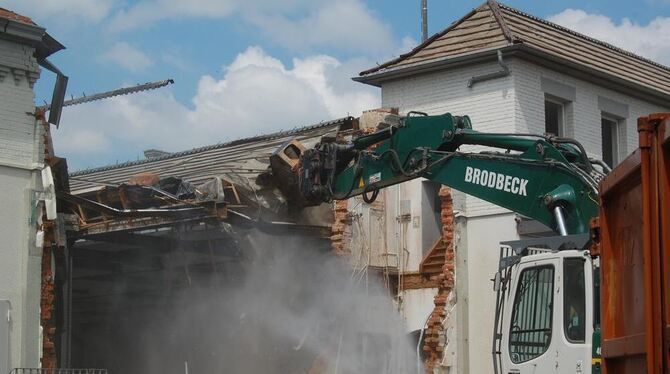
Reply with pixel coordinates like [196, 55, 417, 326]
[423, 187, 455, 372]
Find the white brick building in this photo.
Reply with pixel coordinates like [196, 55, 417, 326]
[0, 8, 64, 371]
[352, 1, 670, 373]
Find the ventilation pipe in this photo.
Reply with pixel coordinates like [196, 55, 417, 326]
[421, 0, 428, 42]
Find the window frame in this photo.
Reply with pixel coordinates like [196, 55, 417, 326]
[563, 257, 586, 344]
[508, 264, 555, 364]
[544, 97, 566, 137]
[601, 114, 620, 168]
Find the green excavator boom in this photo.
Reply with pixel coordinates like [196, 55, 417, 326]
[271, 112, 603, 235]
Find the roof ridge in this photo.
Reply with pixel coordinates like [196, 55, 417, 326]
[496, 2, 670, 73]
[359, 1, 496, 76]
[69, 117, 352, 176]
[486, 0, 515, 42]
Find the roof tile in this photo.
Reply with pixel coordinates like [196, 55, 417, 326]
[0, 7, 35, 26]
[359, 0, 670, 98]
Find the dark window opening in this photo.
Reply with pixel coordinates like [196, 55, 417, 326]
[284, 144, 302, 160]
[601, 117, 618, 168]
[563, 258, 586, 343]
[421, 181, 442, 255]
[509, 265, 554, 363]
[545, 100, 563, 136]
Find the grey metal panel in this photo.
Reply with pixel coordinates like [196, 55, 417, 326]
[68, 118, 350, 192]
[541, 77, 576, 102]
[598, 96, 630, 119]
[0, 300, 8, 374]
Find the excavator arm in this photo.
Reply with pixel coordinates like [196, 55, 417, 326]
[271, 112, 603, 235]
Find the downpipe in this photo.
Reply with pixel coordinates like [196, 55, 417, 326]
[467, 50, 509, 88]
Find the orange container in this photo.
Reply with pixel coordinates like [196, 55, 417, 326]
[595, 113, 669, 374]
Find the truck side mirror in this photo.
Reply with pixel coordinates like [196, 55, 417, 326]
[493, 272, 502, 291]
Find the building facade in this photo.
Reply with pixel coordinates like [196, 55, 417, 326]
[353, 1, 670, 373]
[0, 8, 63, 371]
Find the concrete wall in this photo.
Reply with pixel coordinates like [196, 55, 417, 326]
[0, 36, 43, 369]
[375, 55, 670, 373]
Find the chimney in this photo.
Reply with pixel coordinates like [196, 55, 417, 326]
[421, 0, 428, 42]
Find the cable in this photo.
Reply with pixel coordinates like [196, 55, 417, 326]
[362, 186, 379, 204]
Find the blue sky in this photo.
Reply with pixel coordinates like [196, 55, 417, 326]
[3, 0, 670, 170]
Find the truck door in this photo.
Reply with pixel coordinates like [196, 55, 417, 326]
[556, 255, 593, 373]
[503, 258, 559, 374]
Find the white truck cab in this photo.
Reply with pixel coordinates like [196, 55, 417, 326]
[492, 235, 599, 374]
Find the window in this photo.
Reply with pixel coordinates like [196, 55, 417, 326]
[601, 117, 619, 168]
[563, 258, 586, 343]
[509, 266, 554, 363]
[545, 99, 564, 136]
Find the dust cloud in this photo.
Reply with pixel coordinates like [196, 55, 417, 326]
[74, 229, 419, 374]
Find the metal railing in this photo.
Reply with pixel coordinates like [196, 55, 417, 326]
[10, 369, 107, 374]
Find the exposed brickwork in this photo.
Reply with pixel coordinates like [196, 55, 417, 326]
[40, 110, 58, 369]
[331, 200, 351, 255]
[389, 272, 439, 291]
[423, 187, 454, 372]
[40, 237, 56, 368]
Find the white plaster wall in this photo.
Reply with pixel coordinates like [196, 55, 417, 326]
[510, 58, 670, 160]
[0, 167, 41, 368]
[400, 288, 438, 332]
[382, 60, 518, 219]
[461, 213, 517, 374]
[0, 37, 42, 369]
[0, 39, 41, 168]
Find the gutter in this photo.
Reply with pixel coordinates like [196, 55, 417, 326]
[352, 47, 512, 87]
[353, 43, 670, 108]
[38, 58, 68, 128]
[467, 49, 509, 87]
[0, 17, 46, 43]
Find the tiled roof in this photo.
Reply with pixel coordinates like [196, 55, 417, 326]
[0, 7, 35, 25]
[359, 0, 670, 99]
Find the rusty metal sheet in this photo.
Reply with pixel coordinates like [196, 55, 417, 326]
[655, 116, 670, 373]
[600, 113, 670, 374]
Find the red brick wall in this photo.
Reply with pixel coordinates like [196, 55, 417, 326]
[331, 200, 352, 255]
[423, 186, 455, 371]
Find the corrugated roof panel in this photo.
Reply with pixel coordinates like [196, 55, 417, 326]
[69, 118, 352, 193]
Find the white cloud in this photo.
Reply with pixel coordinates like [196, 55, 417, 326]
[548, 9, 670, 65]
[1, 0, 114, 23]
[54, 46, 379, 169]
[247, 0, 395, 55]
[106, 0, 398, 56]
[108, 0, 236, 32]
[99, 42, 154, 72]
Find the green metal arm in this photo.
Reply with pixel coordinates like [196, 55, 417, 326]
[289, 112, 602, 235]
